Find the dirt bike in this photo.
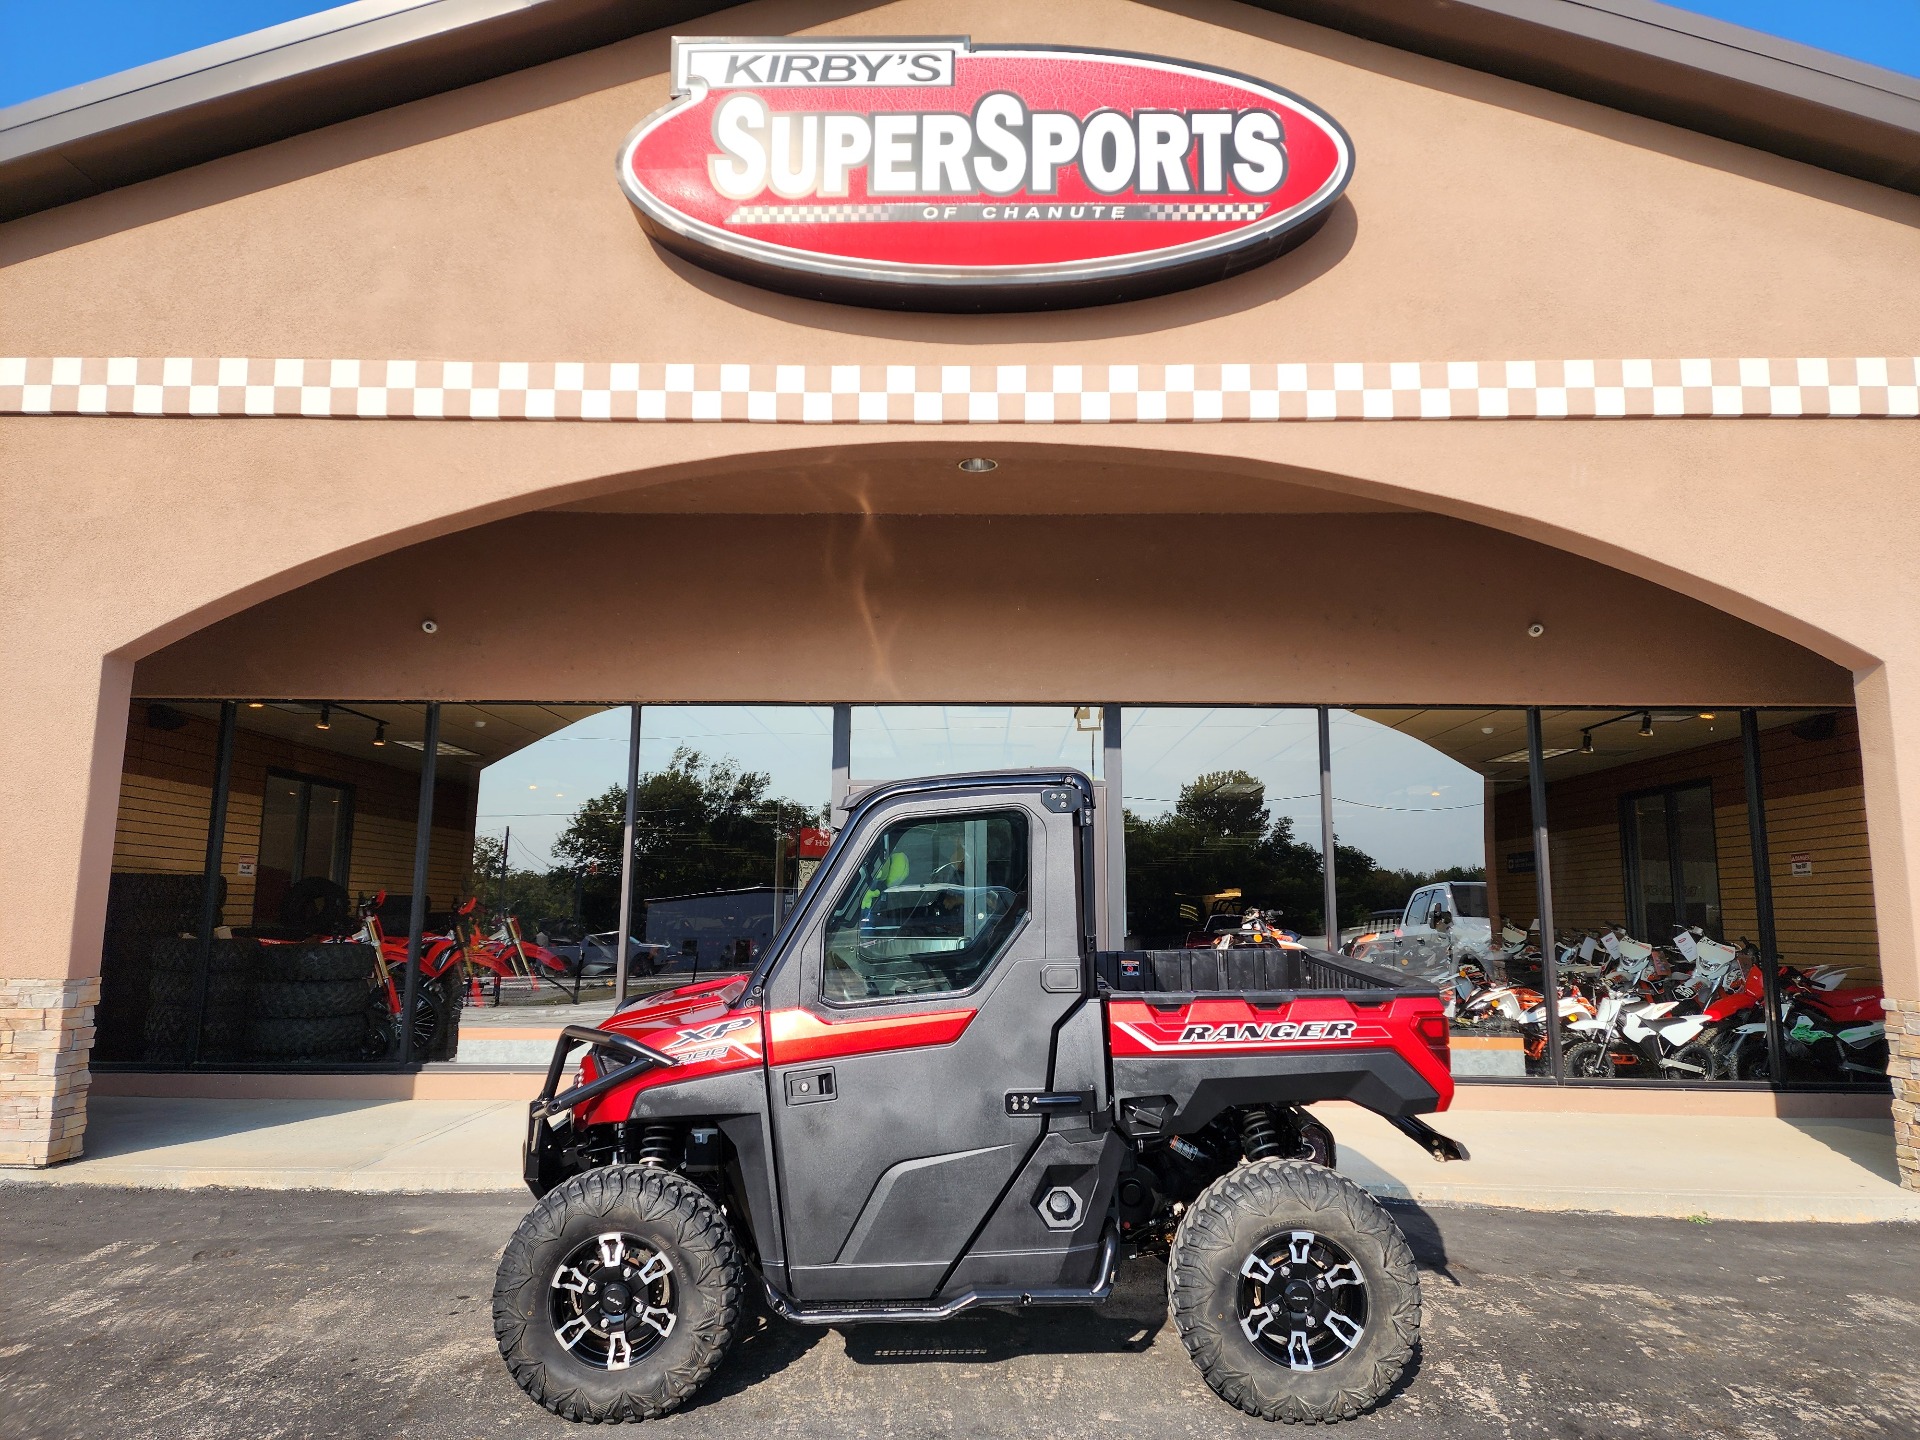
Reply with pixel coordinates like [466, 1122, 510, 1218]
[1595, 925, 1675, 999]
[354, 893, 453, 1060]
[1666, 927, 1749, 1005]
[1442, 958, 1594, 1076]
[475, 912, 573, 989]
[1562, 988, 1725, 1080]
[1726, 968, 1887, 1082]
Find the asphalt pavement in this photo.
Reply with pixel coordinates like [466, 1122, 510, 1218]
[1, 1187, 1916, 1440]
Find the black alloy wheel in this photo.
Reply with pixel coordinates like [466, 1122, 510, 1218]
[1238, 1230, 1369, 1371]
[494, 1165, 745, 1422]
[548, 1231, 676, 1372]
[1168, 1159, 1419, 1423]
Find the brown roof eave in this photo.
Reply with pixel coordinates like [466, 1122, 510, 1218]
[0, 0, 722, 222]
[1259, 0, 1920, 194]
[1, 0, 1918, 225]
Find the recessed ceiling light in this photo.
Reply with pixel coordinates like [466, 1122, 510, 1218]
[957, 457, 998, 473]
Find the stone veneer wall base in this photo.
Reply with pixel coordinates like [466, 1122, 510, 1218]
[1886, 997, 1919, 1192]
[0, 977, 99, 1167]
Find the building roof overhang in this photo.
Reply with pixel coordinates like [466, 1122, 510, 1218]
[2, 0, 1917, 224]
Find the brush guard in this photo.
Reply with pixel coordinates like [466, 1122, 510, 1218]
[525, 1025, 677, 1193]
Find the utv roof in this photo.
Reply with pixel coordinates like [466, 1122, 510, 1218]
[2, 0, 1918, 222]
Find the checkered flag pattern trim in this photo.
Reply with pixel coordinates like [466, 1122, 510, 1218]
[1142, 203, 1268, 221]
[1, 357, 1914, 423]
[727, 204, 890, 223]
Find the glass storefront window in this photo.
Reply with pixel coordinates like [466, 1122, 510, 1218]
[235, 702, 440, 1065]
[850, 705, 1103, 783]
[97, 701, 225, 1064]
[1752, 709, 1886, 1084]
[98, 697, 1881, 1089]
[1118, 708, 1323, 947]
[452, 704, 630, 1021]
[1330, 709, 1532, 1076]
[634, 706, 834, 985]
[1533, 708, 1754, 1082]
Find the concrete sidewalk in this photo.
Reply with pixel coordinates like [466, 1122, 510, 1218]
[4, 1096, 1917, 1222]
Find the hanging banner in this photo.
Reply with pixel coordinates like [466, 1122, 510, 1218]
[617, 37, 1354, 310]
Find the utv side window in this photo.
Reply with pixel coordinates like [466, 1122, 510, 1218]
[820, 809, 1030, 1004]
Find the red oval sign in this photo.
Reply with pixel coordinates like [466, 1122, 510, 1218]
[618, 37, 1354, 310]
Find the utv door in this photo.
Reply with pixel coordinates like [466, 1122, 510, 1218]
[763, 783, 1088, 1302]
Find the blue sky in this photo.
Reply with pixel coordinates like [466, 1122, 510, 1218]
[2, 1, 1918, 108]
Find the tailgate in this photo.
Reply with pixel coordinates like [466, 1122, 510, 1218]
[1098, 948, 1453, 1134]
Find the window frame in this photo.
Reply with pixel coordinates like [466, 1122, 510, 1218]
[260, 767, 356, 888]
[1618, 778, 1721, 941]
[815, 804, 1035, 1012]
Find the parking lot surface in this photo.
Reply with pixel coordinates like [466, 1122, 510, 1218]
[1, 1187, 1916, 1440]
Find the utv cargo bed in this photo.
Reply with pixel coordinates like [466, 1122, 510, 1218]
[1097, 946, 1453, 1130]
[1095, 946, 1436, 998]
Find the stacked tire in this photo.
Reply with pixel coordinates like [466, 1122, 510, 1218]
[101, 874, 225, 1062]
[143, 937, 256, 1064]
[250, 943, 377, 1063]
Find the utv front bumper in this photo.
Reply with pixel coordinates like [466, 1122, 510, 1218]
[524, 1024, 677, 1194]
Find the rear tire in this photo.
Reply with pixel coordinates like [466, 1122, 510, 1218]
[493, 1166, 744, 1422]
[1168, 1159, 1419, 1424]
[1667, 1039, 1725, 1081]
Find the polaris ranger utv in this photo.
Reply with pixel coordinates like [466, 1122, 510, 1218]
[494, 770, 1467, 1424]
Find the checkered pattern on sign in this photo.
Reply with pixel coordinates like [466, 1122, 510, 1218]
[1143, 203, 1268, 221]
[0, 356, 1914, 423]
[726, 203, 889, 224]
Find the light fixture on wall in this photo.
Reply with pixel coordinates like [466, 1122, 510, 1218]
[373, 721, 387, 747]
[1639, 712, 1654, 737]
[1579, 731, 1594, 755]
[317, 704, 332, 731]
[957, 457, 998, 473]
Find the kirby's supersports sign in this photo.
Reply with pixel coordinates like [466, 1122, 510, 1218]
[617, 37, 1354, 310]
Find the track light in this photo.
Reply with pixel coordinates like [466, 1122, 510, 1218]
[1580, 731, 1594, 755]
[373, 721, 387, 747]
[1639, 712, 1654, 737]
[317, 704, 332, 731]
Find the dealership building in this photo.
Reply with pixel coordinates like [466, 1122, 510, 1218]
[1, 0, 1917, 1189]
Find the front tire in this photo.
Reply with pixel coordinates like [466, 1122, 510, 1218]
[494, 1166, 744, 1423]
[1562, 1041, 1616, 1078]
[1168, 1159, 1419, 1424]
